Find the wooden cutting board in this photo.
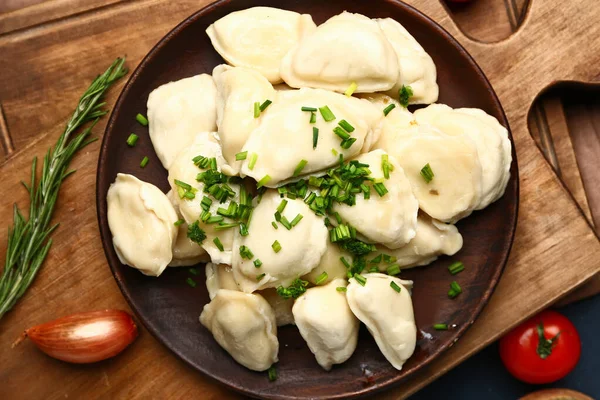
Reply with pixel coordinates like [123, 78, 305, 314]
[0, 1, 599, 399]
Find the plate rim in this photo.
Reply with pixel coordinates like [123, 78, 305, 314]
[96, 0, 520, 398]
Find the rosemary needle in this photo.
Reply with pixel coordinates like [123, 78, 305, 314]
[0, 57, 128, 320]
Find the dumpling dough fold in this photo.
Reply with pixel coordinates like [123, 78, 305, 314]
[205, 263, 239, 299]
[167, 190, 210, 267]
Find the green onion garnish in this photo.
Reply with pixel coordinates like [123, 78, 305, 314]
[189, 267, 199, 275]
[340, 257, 351, 269]
[174, 219, 185, 227]
[368, 266, 379, 273]
[382, 154, 390, 179]
[420, 163, 434, 183]
[344, 81, 358, 97]
[334, 212, 342, 225]
[354, 274, 366, 286]
[279, 216, 292, 230]
[370, 254, 382, 264]
[254, 259, 263, 268]
[272, 240, 282, 253]
[126, 133, 138, 147]
[253, 101, 260, 118]
[387, 264, 401, 276]
[340, 138, 356, 149]
[313, 127, 319, 149]
[331, 148, 338, 156]
[136, 113, 148, 126]
[140, 156, 149, 168]
[373, 182, 388, 197]
[293, 159, 308, 176]
[448, 281, 462, 299]
[186, 277, 197, 288]
[277, 200, 288, 214]
[319, 105, 336, 122]
[290, 214, 303, 227]
[333, 126, 350, 140]
[214, 222, 240, 230]
[206, 215, 224, 224]
[434, 323, 448, 330]
[239, 223, 249, 236]
[213, 237, 224, 251]
[271, 221, 279, 229]
[315, 272, 328, 285]
[239, 245, 254, 259]
[336, 286, 347, 292]
[310, 112, 317, 124]
[338, 120, 355, 133]
[383, 103, 396, 116]
[390, 281, 402, 293]
[174, 179, 192, 191]
[257, 175, 271, 188]
[268, 366, 277, 382]
[301, 106, 317, 112]
[248, 153, 258, 170]
[448, 261, 465, 275]
[256, 273, 266, 281]
[399, 85, 413, 108]
[304, 192, 316, 205]
[235, 151, 248, 161]
[201, 196, 212, 211]
[259, 99, 272, 112]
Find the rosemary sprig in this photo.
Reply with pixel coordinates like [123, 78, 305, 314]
[0, 57, 128, 320]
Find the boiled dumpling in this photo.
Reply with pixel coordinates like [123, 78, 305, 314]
[280, 12, 399, 93]
[166, 190, 210, 267]
[374, 214, 463, 269]
[147, 74, 217, 169]
[346, 273, 416, 370]
[333, 150, 418, 249]
[376, 18, 438, 104]
[231, 190, 328, 292]
[259, 288, 295, 326]
[240, 88, 380, 186]
[167, 131, 240, 264]
[303, 240, 352, 285]
[293, 278, 359, 370]
[205, 263, 239, 299]
[206, 7, 316, 83]
[414, 104, 511, 209]
[107, 174, 178, 277]
[213, 65, 276, 175]
[383, 125, 483, 222]
[200, 289, 278, 371]
[362, 93, 417, 153]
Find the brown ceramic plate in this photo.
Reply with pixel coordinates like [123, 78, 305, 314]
[96, 0, 519, 398]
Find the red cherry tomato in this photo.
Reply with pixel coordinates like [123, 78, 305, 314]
[499, 310, 581, 384]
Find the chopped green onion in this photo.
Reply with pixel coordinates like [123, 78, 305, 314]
[126, 133, 138, 147]
[387, 264, 401, 276]
[213, 237, 224, 251]
[382, 254, 396, 263]
[293, 159, 308, 176]
[256, 273, 266, 281]
[214, 222, 240, 230]
[254, 259, 263, 268]
[448, 261, 465, 275]
[370, 254, 382, 264]
[368, 266, 379, 273]
[340, 137, 356, 149]
[268, 366, 277, 382]
[334, 212, 342, 224]
[354, 274, 367, 286]
[183, 191, 195, 200]
[257, 175, 271, 188]
[271, 221, 279, 229]
[390, 281, 402, 293]
[239, 223, 249, 236]
[272, 240, 282, 253]
[290, 214, 303, 227]
[319, 105, 336, 122]
[279, 216, 292, 230]
[201, 196, 213, 211]
[310, 112, 317, 124]
[304, 192, 316, 205]
[248, 153, 258, 170]
[434, 323, 448, 330]
[259, 99, 272, 112]
[340, 256, 351, 269]
[174, 179, 192, 191]
[383, 103, 396, 116]
[315, 271, 328, 285]
[140, 156, 149, 168]
[373, 182, 388, 197]
[136, 113, 148, 126]
[239, 245, 254, 259]
[277, 200, 288, 214]
[451, 281, 462, 293]
[206, 215, 224, 224]
[331, 148, 338, 156]
[313, 127, 319, 149]
[189, 267, 199, 275]
[420, 163, 434, 183]
[253, 101, 260, 118]
[174, 219, 185, 227]
[333, 126, 350, 140]
[382, 154, 390, 179]
[344, 81, 358, 97]
[338, 120, 355, 133]
[399, 85, 413, 108]
[185, 277, 197, 288]
[301, 106, 317, 112]
[235, 151, 248, 161]
[336, 286, 347, 292]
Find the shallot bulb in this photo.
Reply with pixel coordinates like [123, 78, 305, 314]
[16, 309, 138, 363]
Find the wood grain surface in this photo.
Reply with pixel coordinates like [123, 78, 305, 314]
[0, 0, 599, 399]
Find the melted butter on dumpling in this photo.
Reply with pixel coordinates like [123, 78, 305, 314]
[200, 289, 278, 371]
[206, 7, 316, 83]
[376, 18, 438, 105]
[280, 12, 399, 93]
[167, 132, 240, 265]
[213, 65, 276, 175]
[147, 74, 217, 169]
[107, 174, 178, 277]
[240, 88, 379, 186]
[333, 150, 419, 249]
[414, 104, 511, 210]
[231, 190, 328, 293]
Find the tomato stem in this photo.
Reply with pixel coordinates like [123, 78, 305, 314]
[536, 321, 561, 359]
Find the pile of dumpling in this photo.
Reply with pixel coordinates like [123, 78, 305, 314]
[106, 7, 511, 374]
